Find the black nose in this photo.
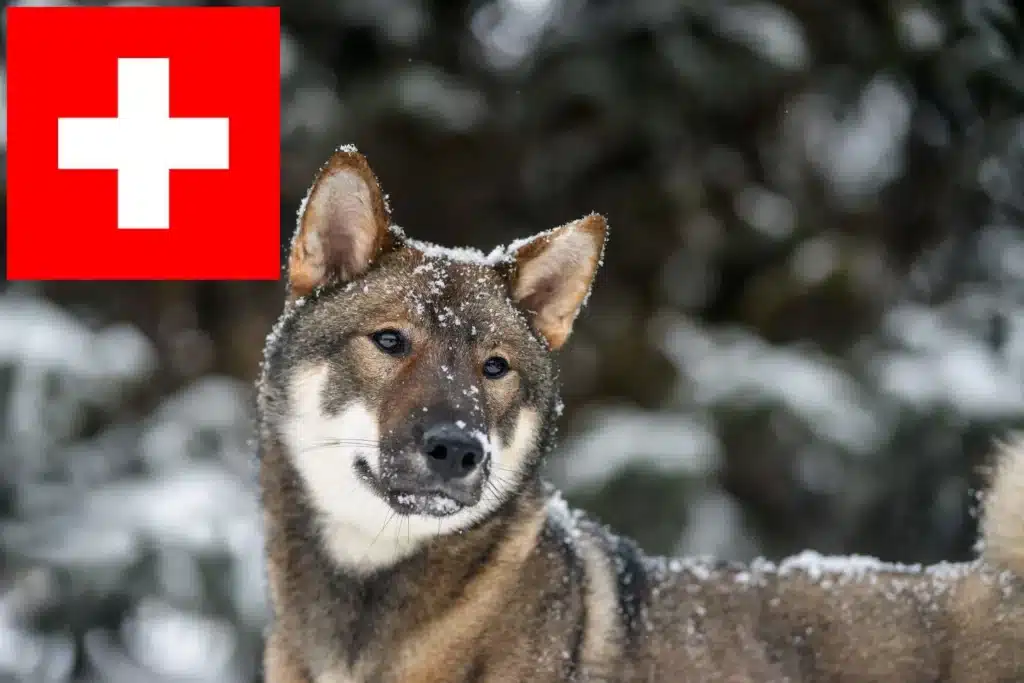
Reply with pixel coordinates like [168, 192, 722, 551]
[422, 423, 486, 480]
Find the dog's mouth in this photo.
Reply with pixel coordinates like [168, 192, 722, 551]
[354, 457, 476, 518]
[387, 490, 466, 517]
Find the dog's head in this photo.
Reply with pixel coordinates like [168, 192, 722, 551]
[259, 147, 606, 570]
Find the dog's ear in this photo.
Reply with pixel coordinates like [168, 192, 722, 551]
[507, 213, 607, 350]
[288, 147, 393, 298]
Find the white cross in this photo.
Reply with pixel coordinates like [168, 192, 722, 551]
[57, 58, 230, 229]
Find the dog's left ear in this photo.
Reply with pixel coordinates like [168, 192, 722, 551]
[507, 213, 607, 350]
[288, 147, 393, 298]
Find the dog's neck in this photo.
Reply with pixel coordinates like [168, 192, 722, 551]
[260, 438, 549, 671]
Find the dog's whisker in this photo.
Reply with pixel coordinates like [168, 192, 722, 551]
[305, 439, 381, 448]
[486, 474, 515, 492]
[484, 479, 504, 500]
[298, 443, 382, 455]
[361, 509, 398, 563]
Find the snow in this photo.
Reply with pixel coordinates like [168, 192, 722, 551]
[0, 295, 156, 382]
[790, 234, 839, 286]
[733, 184, 797, 239]
[84, 600, 241, 683]
[788, 76, 913, 205]
[873, 303, 1024, 417]
[0, 570, 65, 681]
[675, 488, 759, 560]
[0, 291, 262, 682]
[471, 0, 561, 69]
[778, 550, 913, 579]
[279, 31, 299, 78]
[394, 493, 463, 516]
[0, 295, 158, 475]
[712, 2, 809, 71]
[119, 600, 237, 678]
[279, 37, 344, 143]
[84, 463, 258, 554]
[0, 623, 72, 682]
[403, 234, 509, 267]
[898, 6, 946, 51]
[470, 428, 492, 454]
[547, 490, 1002, 619]
[655, 315, 886, 456]
[552, 405, 720, 490]
[394, 66, 487, 133]
[640, 543, 995, 611]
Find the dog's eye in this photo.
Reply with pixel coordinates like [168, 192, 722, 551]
[371, 329, 409, 356]
[482, 356, 510, 379]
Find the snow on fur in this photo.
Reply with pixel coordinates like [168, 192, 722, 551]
[403, 233, 509, 267]
[980, 435, 1024, 576]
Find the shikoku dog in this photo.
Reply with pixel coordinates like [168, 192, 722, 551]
[258, 147, 1024, 683]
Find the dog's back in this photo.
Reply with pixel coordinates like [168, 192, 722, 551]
[259, 147, 1024, 683]
[567, 485, 1024, 681]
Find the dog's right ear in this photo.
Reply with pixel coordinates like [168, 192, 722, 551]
[288, 147, 393, 298]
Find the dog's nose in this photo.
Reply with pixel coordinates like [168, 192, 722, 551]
[422, 424, 486, 480]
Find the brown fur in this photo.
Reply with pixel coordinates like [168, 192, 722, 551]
[261, 443, 575, 683]
[509, 213, 606, 350]
[980, 435, 1024, 577]
[289, 147, 393, 298]
[260, 147, 1024, 683]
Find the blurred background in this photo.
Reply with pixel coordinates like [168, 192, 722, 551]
[1, 0, 1024, 680]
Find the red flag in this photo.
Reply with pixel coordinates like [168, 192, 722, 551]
[6, 6, 281, 280]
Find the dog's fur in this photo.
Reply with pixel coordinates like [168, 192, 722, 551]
[259, 146, 1024, 683]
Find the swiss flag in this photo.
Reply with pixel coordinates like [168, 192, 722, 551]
[5, 6, 281, 280]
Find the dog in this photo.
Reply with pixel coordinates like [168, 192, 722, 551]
[258, 146, 1024, 683]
